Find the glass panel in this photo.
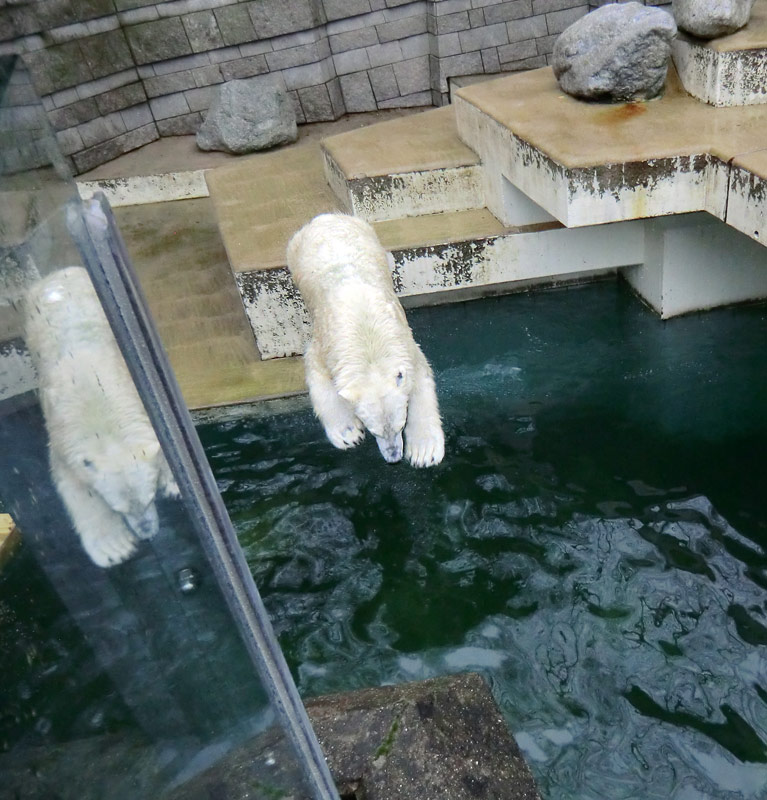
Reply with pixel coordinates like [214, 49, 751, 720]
[0, 55, 336, 800]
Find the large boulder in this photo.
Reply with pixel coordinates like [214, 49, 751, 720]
[672, 0, 755, 38]
[196, 76, 297, 154]
[553, 3, 678, 102]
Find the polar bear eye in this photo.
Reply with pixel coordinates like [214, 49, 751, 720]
[395, 370, 404, 386]
[82, 458, 94, 469]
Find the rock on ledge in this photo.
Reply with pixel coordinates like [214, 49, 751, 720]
[553, 2, 678, 102]
[196, 76, 298, 155]
[672, 0, 755, 38]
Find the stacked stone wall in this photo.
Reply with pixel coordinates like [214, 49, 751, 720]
[1, 0, 661, 174]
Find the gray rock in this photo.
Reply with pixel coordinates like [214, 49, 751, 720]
[196, 76, 297, 154]
[672, 0, 755, 38]
[553, 2, 678, 102]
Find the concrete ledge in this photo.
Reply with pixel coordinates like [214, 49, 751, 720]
[237, 218, 645, 359]
[321, 106, 484, 222]
[167, 672, 543, 800]
[454, 66, 767, 239]
[672, 36, 767, 107]
[672, 0, 767, 107]
[77, 170, 209, 206]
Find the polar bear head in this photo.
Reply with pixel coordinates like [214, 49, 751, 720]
[73, 436, 164, 539]
[339, 364, 412, 463]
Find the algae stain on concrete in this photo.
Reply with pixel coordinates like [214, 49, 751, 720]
[374, 716, 401, 763]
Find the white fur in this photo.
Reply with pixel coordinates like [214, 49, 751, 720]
[287, 213, 444, 467]
[24, 267, 179, 568]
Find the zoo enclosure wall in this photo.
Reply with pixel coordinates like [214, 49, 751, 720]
[2, 0, 667, 176]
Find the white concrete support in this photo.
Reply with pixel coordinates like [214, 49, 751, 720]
[623, 213, 767, 318]
[493, 175, 557, 227]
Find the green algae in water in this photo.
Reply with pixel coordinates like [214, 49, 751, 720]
[198, 282, 767, 800]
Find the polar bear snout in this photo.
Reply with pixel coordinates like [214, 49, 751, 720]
[124, 501, 160, 541]
[375, 430, 404, 463]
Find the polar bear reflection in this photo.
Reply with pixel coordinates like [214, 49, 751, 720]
[24, 267, 179, 568]
[287, 214, 444, 467]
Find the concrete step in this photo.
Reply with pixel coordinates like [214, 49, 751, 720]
[237, 209, 647, 360]
[672, 0, 767, 107]
[320, 106, 484, 222]
[453, 65, 767, 239]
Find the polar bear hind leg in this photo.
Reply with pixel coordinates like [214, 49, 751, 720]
[51, 452, 139, 567]
[304, 340, 365, 450]
[404, 344, 445, 468]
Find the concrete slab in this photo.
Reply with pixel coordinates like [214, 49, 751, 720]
[454, 66, 767, 230]
[321, 107, 484, 222]
[206, 143, 341, 273]
[114, 198, 305, 409]
[165, 672, 543, 800]
[321, 107, 480, 180]
[672, 0, 767, 106]
[77, 109, 424, 207]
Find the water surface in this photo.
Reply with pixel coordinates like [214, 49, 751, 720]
[199, 282, 767, 800]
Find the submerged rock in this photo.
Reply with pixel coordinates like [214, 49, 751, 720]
[196, 76, 297, 154]
[552, 2, 678, 102]
[672, 0, 755, 38]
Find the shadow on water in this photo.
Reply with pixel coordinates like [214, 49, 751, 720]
[182, 282, 767, 798]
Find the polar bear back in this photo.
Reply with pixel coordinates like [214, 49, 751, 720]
[24, 267, 152, 439]
[287, 213, 414, 377]
[287, 214, 396, 312]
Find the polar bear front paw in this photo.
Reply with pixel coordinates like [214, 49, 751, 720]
[80, 524, 138, 568]
[326, 418, 366, 450]
[405, 423, 445, 468]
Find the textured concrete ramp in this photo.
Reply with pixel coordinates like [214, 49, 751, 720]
[115, 198, 305, 409]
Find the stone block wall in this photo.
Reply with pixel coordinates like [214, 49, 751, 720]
[0, 56, 57, 176]
[2, 0, 662, 175]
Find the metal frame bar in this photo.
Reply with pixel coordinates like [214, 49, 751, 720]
[66, 194, 339, 800]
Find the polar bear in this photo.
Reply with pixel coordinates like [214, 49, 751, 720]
[287, 213, 444, 467]
[24, 267, 179, 568]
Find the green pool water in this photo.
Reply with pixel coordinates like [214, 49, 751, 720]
[198, 281, 767, 800]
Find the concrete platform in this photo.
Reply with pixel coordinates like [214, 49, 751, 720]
[454, 66, 767, 234]
[0, 673, 542, 800]
[672, 0, 767, 106]
[166, 673, 542, 800]
[78, 109, 423, 208]
[321, 106, 484, 222]
[114, 197, 306, 410]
